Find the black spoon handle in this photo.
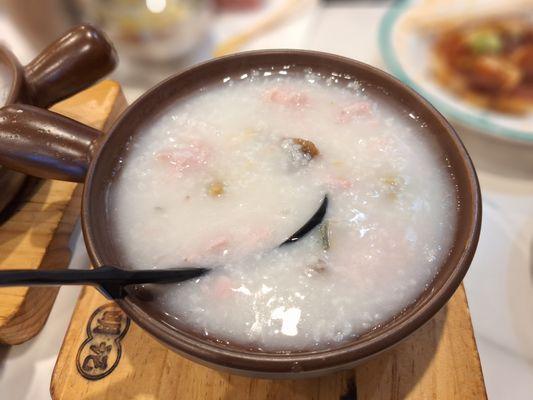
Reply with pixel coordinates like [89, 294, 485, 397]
[0, 265, 209, 299]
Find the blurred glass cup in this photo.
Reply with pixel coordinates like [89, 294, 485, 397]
[80, 0, 213, 63]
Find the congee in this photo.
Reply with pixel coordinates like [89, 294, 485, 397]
[110, 67, 458, 351]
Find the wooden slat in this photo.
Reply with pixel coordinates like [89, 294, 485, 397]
[51, 284, 486, 399]
[0, 80, 126, 344]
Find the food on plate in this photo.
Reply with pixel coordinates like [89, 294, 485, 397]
[432, 16, 533, 114]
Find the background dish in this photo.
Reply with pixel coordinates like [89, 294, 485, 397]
[379, 0, 533, 143]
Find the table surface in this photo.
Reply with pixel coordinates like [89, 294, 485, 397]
[1, 3, 533, 400]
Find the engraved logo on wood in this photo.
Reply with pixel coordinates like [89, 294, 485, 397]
[76, 303, 130, 380]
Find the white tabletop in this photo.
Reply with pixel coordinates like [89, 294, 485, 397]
[1, 3, 533, 399]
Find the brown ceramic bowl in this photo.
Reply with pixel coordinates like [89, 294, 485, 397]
[0, 24, 117, 217]
[0, 50, 481, 378]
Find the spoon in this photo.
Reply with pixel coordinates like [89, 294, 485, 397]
[0, 265, 209, 299]
[0, 195, 328, 298]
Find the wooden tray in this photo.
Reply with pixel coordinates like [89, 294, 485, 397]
[0, 80, 126, 345]
[51, 283, 486, 399]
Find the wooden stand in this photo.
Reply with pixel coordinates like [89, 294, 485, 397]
[51, 284, 486, 399]
[0, 80, 126, 345]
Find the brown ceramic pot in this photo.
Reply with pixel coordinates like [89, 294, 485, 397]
[0, 24, 117, 217]
[0, 50, 481, 378]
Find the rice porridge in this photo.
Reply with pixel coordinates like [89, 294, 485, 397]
[110, 67, 458, 351]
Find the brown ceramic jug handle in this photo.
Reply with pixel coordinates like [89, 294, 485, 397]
[0, 104, 101, 182]
[24, 24, 118, 108]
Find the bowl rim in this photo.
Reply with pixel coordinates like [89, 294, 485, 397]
[379, 0, 533, 143]
[82, 49, 482, 377]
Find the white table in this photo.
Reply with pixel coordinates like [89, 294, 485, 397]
[1, 3, 533, 399]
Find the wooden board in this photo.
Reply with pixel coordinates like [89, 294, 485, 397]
[0, 80, 126, 345]
[51, 284, 486, 399]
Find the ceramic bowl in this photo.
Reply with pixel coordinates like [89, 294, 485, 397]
[0, 50, 481, 378]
